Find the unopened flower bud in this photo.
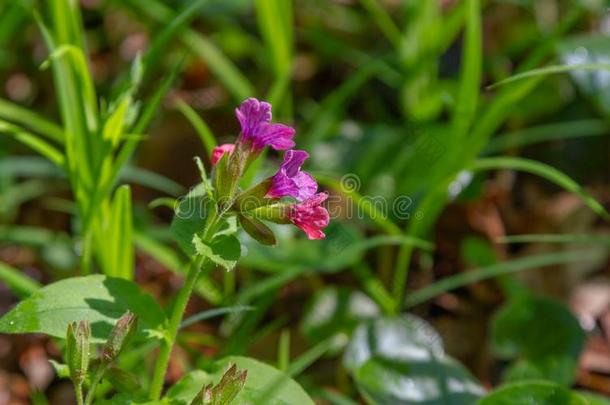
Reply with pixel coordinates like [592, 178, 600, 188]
[66, 320, 90, 384]
[250, 203, 292, 224]
[239, 214, 277, 246]
[102, 311, 138, 363]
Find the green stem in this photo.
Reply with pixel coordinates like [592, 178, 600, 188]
[74, 383, 84, 405]
[149, 255, 206, 400]
[84, 364, 107, 405]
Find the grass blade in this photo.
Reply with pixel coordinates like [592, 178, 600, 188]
[471, 157, 610, 221]
[499, 234, 610, 245]
[180, 306, 254, 329]
[487, 63, 610, 90]
[176, 100, 217, 157]
[485, 119, 608, 154]
[0, 261, 41, 298]
[358, 0, 401, 48]
[0, 120, 65, 168]
[0, 98, 64, 144]
[405, 250, 607, 308]
[109, 185, 134, 279]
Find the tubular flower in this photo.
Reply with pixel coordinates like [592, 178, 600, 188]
[211, 143, 235, 165]
[288, 192, 330, 240]
[235, 98, 295, 151]
[266, 150, 317, 201]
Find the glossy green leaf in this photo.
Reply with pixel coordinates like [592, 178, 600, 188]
[165, 356, 314, 405]
[344, 316, 484, 404]
[0, 275, 166, 342]
[478, 381, 587, 405]
[356, 355, 484, 405]
[491, 295, 585, 385]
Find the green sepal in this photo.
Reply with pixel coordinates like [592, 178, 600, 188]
[66, 320, 90, 384]
[239, 214, 277, 246]
[190, 363, 247, 405]
[102, 311, 138, 364]
[250, 203, 292, 224]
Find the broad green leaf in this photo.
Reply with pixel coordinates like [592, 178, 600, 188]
[0, 275, 166, 342]
[344, 316, 484, 404]
[193, 234, 241, 271]
[478, 381, 587, 405]
[502, 358, 580, 387]
[343, 316, 444, 372]
[300, 287, 379, 349]
[491, 295, 585, 385]
[165, 356, 314, 405]
[171, 185, 213, 256]
[356, 356, 484, 405]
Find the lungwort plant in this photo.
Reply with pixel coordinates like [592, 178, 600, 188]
[0, 94, 329, 404]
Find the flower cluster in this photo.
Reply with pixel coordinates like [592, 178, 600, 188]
[212, 98, 329, 241]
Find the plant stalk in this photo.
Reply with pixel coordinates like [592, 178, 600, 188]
[84, 364, 107, 405]
[149, 254, 206, 400]
[74, 383, 84, 405]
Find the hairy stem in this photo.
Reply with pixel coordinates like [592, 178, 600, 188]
[74, 383, 84, 405]
[149, 255, 206, 399]
[84, 364, 107, 405]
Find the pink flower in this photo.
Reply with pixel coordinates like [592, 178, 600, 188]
[266, 150, 317, 201]
[235, 98, 295, 151]
[289, 192, 330, 240]
[211, 143, 235, 165]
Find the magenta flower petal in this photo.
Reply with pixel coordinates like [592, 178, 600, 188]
[252, 123, 296, 151]
[267, 150, 317, 201]
[235, 98, 271, 141]
[211, 143, 235, 165]
[289, 192, 330, 240]
[235, 98, 295, 151]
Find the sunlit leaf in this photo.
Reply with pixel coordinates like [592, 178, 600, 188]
[0, 275, 166, 342]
